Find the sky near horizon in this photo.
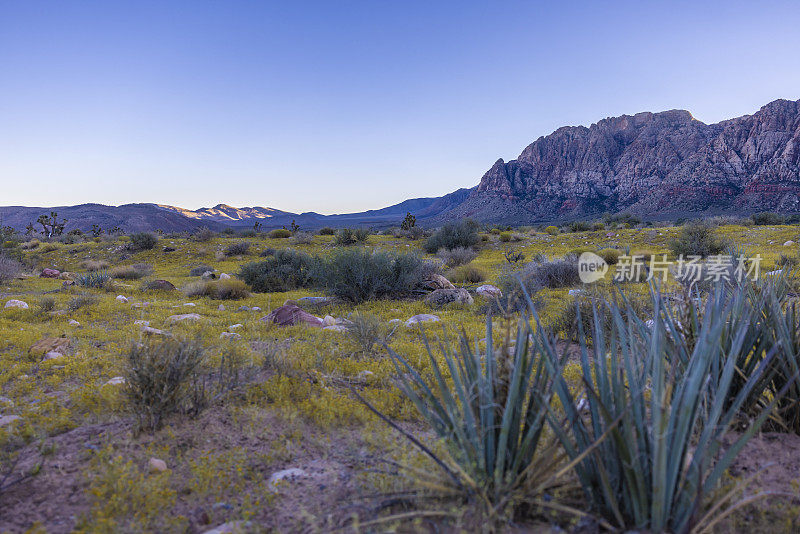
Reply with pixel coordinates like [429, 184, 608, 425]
[1, 1, 799, 214]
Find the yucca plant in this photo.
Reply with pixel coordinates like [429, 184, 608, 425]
[354, 315, 585, 526]
[75, 269, 111, 288]
[528, 284, 784, 533]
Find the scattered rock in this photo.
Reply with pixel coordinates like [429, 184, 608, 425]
[43, 351, 65, 361]
[405, 314, 441, 327]
[568, 289, 583, 296]
[68, 319, 80, 326]
[4, 299, 29, 310]
[425, 288, 473, 307]
[220, 332, 241, 340]
[29, 336, 70, 356]
[323, 315, 336, 326]
[218, 304, 225, 311]
[424, 274, 455, 290]
[475, 284, 502, 298]
[262, 304, 323, 328]
[296, 296, 333, 306]
[115, 295, 129, 303]
[201, 271, 217, 280]
[40, 268, 60, 278]
[184, 302, 196, 307]
[202, 521, 251, 534]
[322, 325, 348, 332]
[105, 377, 125, 386]
[251, 306, 261, 312]
[229, 324, 243, 330]
[219, 273, 231, 280]
[784, 241, 795, 246]
[268, 468, 309, 490]
[142, 326, 169, 336]
[134, 320, 150, 326]
[166, 313, 203, 324]
[58, 272, 74, 280]
[0, 415, 21, 428]
[237, 306, 251, 312]
[148, 457, 168, 473]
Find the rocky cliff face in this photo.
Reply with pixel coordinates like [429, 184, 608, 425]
[446, 99, 800, 222]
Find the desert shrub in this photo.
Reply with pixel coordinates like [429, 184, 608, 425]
[752, 211, 785, 225]
[603, 212, 642, 226]
[224, 241, 251, 257]
[315, 249, 427, 303]
[81, 259, 110, 271]
[111, 263, 153, 280]
[516, 257, 580, 290]
[238, 229, 257, 238]
[20, 240, 39, 250]
[544, 225, 559, 235]
[0, 255, 22, 283]
[318, 227, 336, 235]
[124, 337, 206, 432]
[597, 248, 621, 265]
[446, 264, 486, 284]
[436, 246, 477, 267]
[552, 289, 652, 341]
[239, 249, 317, 293]
[345, 311, 397, 354]
[268, 229, 291, 239]
[353, 313, 565, 523]
[499, 231, 512, 242]
[403, 226, 425, 240]
[775, 254, 799, 268]
[67, 294, 98, 311]
[37, 296, 55, 314]
[334, 227, 369, 246]
[189, 264, 214, 277]
[290, 231, 314, 245]
[423, 219, 479, 253]
[259, 247, 276, 257]
[568, 220, 592, 232]
[668, 221, 725, 257]
[503, 247, 525, 264]
[183, 279, 250, 300]
[592, 221, 605, 231]
[194, 227, 215, 242]
[75, 270, 111, 289]
[130, 232, 158, 250]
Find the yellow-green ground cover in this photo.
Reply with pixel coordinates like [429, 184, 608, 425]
[1, 224, 799, 532]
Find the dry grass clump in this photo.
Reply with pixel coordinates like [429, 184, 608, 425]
[68, 294, 98, 311]
[268, 229, 291, 239]
[189, 264, 214, 276]
[0, 254, 22, 282]
[224, 241, 251, 257]
[446, 264, 486, 283]
[437, 246, 477, 267]
[290, 231, 314, 245]
[111, 263, 153, 280]
[183, 279, 250, 300]
[81, 259, 110, 271]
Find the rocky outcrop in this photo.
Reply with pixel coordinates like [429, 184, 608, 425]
[445, 99, 800, 222]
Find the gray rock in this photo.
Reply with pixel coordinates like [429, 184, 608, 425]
[425, 288, 473, 307]
[405, 314, 441, 327]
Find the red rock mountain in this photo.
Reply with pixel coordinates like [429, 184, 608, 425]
[443, 99, 800, 223]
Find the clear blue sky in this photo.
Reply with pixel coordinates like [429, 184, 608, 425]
[1, 1, 799, 213]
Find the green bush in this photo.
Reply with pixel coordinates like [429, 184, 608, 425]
[268, 228, 291, 239]
[224, 241, 251, 256]
[111, 263, 153, 280]
[597, 248, 621, 265]
[752, 211, 785, 225]
[668, 221, 725, 257]
[436, 246, 477, 267]
[499, 231, 512, 242]
[189, 264, 214, 277]
[183, 279, 250, 300]
[446, 264, 486, 283]
[193, 227, 215, 242]
[238, 249, 317, 292]
[315, 249, 428, 303]
[129, 232, 158, 250]
[345, 311, 397, 354]
[0, 255, 21, 283]
[318, 227, 336, 235]
[544, 225, 559, 235]
[568, 220, 592, 232]
[334, 227, 369, 246]
[423, 219, 479, 253]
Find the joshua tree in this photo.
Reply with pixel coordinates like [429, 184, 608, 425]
[401, 212, 416, 231]
[36, 212, 67, 238]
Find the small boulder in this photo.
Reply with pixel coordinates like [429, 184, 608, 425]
[405, 314, 441, 327]
[424, 274, 455, 290]
[68, 319, 80, 326]
[105, 376, 125, 386]
[166, 313, 203, 324]
[201, 271, 217, 280]
[142, 326, 169, 336]
[296, 296, 332, 306]
[220, 332, 241, 340]
[323, 315, 336, 326]
[268, 468, 309, 490]
[218, 304, 225, 311]
[30, 336, 70, 356]
[475, 284, 502, 298]
[43, 351, 65, 361]
[425, 288, 473, 308]
[219, 273, 231, 280]
[40, 268, 60, 278]
[116, 295, 129, 303]
[202, 522, 251, 534]
[58, 272, 74, 280]
[148, 457, 168, 474]
[134, 320, 150, 326]
[4, 299, 29, 310]
[237, 306, 251, 312]
[785, 241, 796, 247]
[322, 325, 348, 332]
[261, 304, 323, 328]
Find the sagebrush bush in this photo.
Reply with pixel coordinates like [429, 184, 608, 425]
[193, 227, 215, 242]
[224, 241, 251, 257]
[0, 255, 21, 283]
[315, 249, 428, 303]
[446, 264, 486, 283]
[669, 221, 725, 257]
[111, 263, 153, 280]
[436, 246, 477, 267]
[68, 294, 98, 311]
[598, 248, 621, 265]
[37, 296, 55, 314]
[130, 232, 158, 250]
[183, 279, 250, 300]
[124, 337, 206, 432]
[239, 249, 317, 292]
[334, 227, 369, 246]
[423, 219, 479, 253]
[267, 229, 291, 239]
[290, 231, 314, 245]
[345, 311, 397, 354]
[544, 225, 559, 235]
[499, 231, 512, 242]
[81, 259, 110, 271]
[518, 257, 580, 290]
[318, 227, 336, 235]
[568, 220, 592, 232]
